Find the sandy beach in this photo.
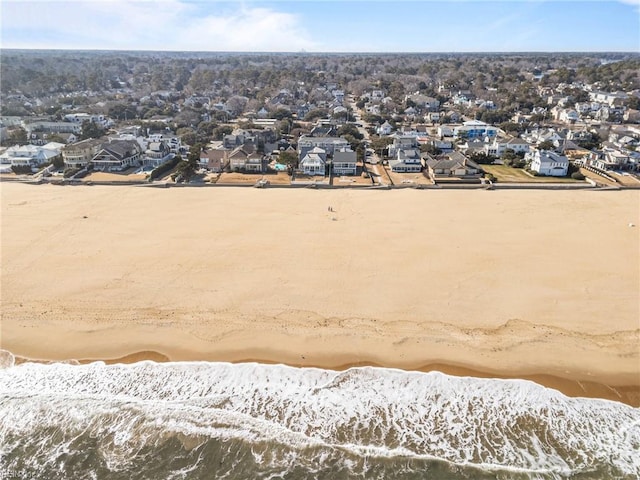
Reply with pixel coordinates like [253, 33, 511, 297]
[1, 182, 639, 404]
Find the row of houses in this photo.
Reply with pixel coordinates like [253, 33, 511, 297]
[382, 130, 572, 177]
[197, 141, 359, 177]
[297, 135, 357, 176]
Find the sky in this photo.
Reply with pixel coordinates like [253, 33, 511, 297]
[1, 0, 639, 53]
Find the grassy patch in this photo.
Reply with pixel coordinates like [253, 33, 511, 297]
[482, 165, 580, 183]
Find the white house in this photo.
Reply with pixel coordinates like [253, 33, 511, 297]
[370, 90, 385, 101]
[299, 151, 326, 175]
[365, 104, 381, 115]
[527, 150, 569, 176]
[484, 137, 531, 157]
[437, 125, 455, 137]
[389, 148, 422, 173]
[387, 135, 418, 157]
[0, 144, 61, 170]
[147, 133, 182, 153]
[590, 144, 630, 171]
[453, 120, 498, 139]
[64, 113, 111, 128]
[426, 112, 441, 123]
[405, 93, 440, 111]
[589, 91, 628, 107]
[560, 109, 580, 123]
[24, 121, 81, 135]
[377, 121, 393, 136]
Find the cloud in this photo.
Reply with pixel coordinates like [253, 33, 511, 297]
[1, 0, 319, 51]
[615, 0, 640, 12]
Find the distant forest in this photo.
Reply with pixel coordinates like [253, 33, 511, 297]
[2, 50, 639, 100]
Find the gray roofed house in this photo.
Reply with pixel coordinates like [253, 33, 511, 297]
[91, 139, 143, 171]
[228, 143, 266, 172]
[297, 136, 349, 156]
[200, 148, 229, 172]
[389, 148, 422, 173]
[526, 150, 569, 176]
[309, 124, 337, 137]
[425, 151, 482, 178]
[143, 141, 173, 167]
[387, 135, 419, 157]
[332, 148, 357, 175]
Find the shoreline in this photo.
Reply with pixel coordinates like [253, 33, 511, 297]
[11, 349, 640, 407]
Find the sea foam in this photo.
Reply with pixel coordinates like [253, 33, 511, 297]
[0, 355, 638, 478]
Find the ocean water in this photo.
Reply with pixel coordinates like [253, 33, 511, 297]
[0, 351, 638, 479]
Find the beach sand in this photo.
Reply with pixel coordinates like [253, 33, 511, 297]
[2, 183, 639, 404]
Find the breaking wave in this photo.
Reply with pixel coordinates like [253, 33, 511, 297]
[0, 351, 638, 479]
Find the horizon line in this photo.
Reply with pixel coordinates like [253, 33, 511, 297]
[2, 47, 640, 55]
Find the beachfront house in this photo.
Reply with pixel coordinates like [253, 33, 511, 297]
[299, 147, 327, 175]
[200, 148, 228, 173]
[589, 144, 631, 171]
[526, 150, 569, 176]
[62, 138, 105, 168]
[332, 148, 357, 175]
[389, 148, 422, 173]
[0, 143, 62, 171]
[243, 153, 267, 173]
[142, 141, 173, 167]
[228, 144, 266, 173]
[425, 152, 482, 178]
[91, 139, 143, 171]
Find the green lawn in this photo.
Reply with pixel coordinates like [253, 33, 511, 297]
[482, 164, 581, 183]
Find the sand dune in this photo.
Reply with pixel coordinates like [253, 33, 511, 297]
[1, 183, 638, 403]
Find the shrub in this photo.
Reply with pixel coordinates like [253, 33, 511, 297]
[63, 167, 80, 178]
[11, 165, 33, 175]
[484, 173, 497, 183]
[571, 171, 586, 180]
[149, 156, 181, 181]
[503, 157, 525, 168]
[75, 168, 91, 179]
